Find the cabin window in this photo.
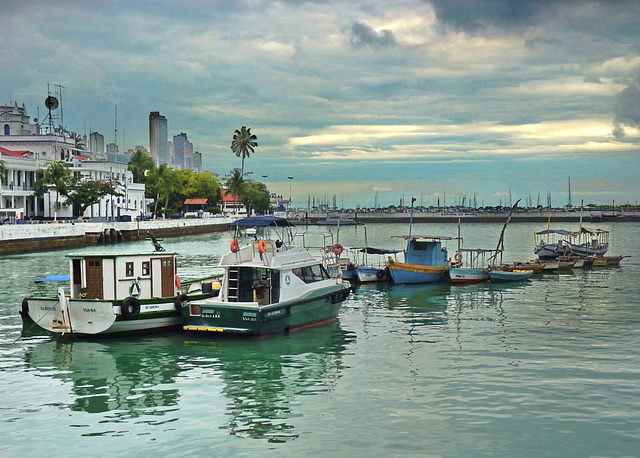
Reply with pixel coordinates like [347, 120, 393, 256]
[412, 241, 429, 251]
[292, 264, 329, 283]
[142, 261, 150, 276]
[126, 262, 134, 277]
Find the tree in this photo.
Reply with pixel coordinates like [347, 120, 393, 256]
[35, 161, 72, 221]
[73, 133, 86, 151]
[244, 180, 272, 215]
[128, 147, 154, 183]
[231, 126, 257, 175]
[226, 168, 246, 214]
[64, 178, 123, 220]
[0, 160, 6, 185]
[146, 164, 182, 218]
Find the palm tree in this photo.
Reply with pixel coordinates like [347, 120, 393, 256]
[40, 161, 72, 221]
[230, 126, 257, 176]
[0, 160, 7, 185]
[73, 133, 86, 151]
[226, 168, 246, 214]
[128, 148, 154, 183]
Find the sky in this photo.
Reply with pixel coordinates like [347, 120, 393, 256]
[1, 0, 640, 209]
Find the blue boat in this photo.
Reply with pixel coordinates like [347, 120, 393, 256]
[386, 198, 451, 284]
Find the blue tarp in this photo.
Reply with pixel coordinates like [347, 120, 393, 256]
[535, 229, 572, 235]
[35, 275, 70, 284]
[232, 216, 293, 227]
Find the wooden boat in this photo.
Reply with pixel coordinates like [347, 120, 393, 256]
[449, 223, 496, 284]
[511, 259, 546, 273]
[534, 229, 573, 259]
[490, 269, 533, 282]
[20, 237, 217, 337]
[179, 216, 351, 337]
[387, 199, 451, 284]
[589, 255, 628, 267]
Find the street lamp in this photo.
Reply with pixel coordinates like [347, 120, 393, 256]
[287, 176, 294, 215]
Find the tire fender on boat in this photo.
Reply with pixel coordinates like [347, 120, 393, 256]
[21, 297, 29, 314]
[121, 296, 141, 319]
[376, 270, 385, 279]
[174, 293, 188, 311]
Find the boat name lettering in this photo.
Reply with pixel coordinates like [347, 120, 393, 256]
[202, 312, 221, 319]
[40, 306, 57, 311]
[146, 305, 160, 310]
[243, 316, 257, 322]
[82, 308, 97, 313]
[265, 309, 284, 318]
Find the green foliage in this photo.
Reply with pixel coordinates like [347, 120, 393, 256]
[244, 180, 273, 214]
[230, 126, 257, 175]
[64, 178, 123, 219]
[0, 160, 6, 185]
[128, 148, 154, 183]
[35, 161, 72, 220]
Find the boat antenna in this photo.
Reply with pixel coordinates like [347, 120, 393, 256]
[408, 197, 416, 239]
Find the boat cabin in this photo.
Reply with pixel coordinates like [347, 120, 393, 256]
[67, 252, 178, 300]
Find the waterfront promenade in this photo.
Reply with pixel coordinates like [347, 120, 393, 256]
[1, 210, 638, 255]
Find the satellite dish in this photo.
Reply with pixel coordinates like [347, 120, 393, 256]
[45, 96, 59, 111]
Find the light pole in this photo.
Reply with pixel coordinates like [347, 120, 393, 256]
[287, 176, 294, 215]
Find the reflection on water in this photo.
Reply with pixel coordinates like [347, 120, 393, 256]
[180, 322, 354, 442]
[23, 323, 355, 443]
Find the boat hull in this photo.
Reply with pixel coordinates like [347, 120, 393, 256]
[449, 267, 490, 284]
[356, 266, 388, 283]
[490, 269, 533, 282]
[182, 284, 350, 336]
[21, 294, 205, 336]
[534, 244, 562, 259]
[387, 261, 448, 284]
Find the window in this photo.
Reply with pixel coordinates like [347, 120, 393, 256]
[142, 262, 150, 276]
[3, 124, 9, 135]
[292, 264, 329, 283]
[126, 262, 134, 277]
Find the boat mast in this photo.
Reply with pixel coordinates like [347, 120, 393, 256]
[491, 200, 520, 265]
[408, 197, 416, 240]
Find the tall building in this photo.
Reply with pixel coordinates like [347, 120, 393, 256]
[88, 131, 105, 157]
[193, 151, 202, 173]
[149, 111, 168, 165]
[173, 132, 193, 170]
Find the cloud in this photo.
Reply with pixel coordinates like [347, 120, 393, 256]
[612, 84, 640, 137]
[350, 21, 397, 48]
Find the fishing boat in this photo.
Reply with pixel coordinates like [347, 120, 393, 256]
[533, 229, 573, 258]
[488, 200, 533, 282]
[20, 235, 218, 337]
[355, 247, 400, 282]
[354, 226, 400, 283]
[564, 227, 609, 257]
[490, 269, 533, 282]
[449, 221, 497, 284]
[387, 198, 451, 284]
[179, 216, 351, 337]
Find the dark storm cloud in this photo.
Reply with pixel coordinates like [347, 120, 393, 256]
[350, 21, 397, 48]
[613, 84, 640, 137]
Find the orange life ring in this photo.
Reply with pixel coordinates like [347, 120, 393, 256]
[230, 238, 239, 252]
[258, 239, 267, 254]
[175, 274, 181, 289]
[454, 252, 462, 262]
[333, 243, 344, 255]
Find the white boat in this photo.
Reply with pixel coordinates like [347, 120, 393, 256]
[20, 240, 219, 337]
[316, 215, 357, 225]
[354, 248, 400, 283]
[180, 216, 351, 337]
[449, 222, 496, 284]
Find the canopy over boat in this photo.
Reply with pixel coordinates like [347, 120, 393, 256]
[535, 229, 573, 236]
[393, 235, 453, 241]
[34, 275, 70, 283]
[355, 247, 402, 255]
[232, 216, 293, 227]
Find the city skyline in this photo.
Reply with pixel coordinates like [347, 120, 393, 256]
[2, 0, 639, 208]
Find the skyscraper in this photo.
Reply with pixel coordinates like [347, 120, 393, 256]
[149, 111, 169, 165]
[173, 132, 194, 170]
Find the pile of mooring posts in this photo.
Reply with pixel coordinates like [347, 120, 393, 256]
[98, 227, 124, 244]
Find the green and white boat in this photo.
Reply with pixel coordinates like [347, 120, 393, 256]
[20, 236, 218, 338]
[179, 216, 351, 337]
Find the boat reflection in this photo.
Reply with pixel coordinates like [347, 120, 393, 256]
[24, 323, 354, 443]
[24, 336, 182, 416]
[181, 321, 354, 442]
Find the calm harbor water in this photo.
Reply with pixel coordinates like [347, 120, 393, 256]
[1, 222, 639, 457]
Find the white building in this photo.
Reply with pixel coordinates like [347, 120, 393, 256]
[0, 102, 146, 222]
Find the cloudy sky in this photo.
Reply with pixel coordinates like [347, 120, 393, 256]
[2, 0, 639, 208]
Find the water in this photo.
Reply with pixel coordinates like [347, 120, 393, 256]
[1, 222, 639, 456]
